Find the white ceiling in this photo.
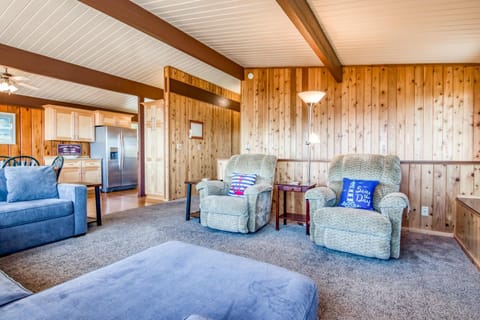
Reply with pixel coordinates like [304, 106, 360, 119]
[132, 0, 321, 67]
[3, 67, 138, 113]
[308, 0, 480, 65]
[0, 0, 479, 112]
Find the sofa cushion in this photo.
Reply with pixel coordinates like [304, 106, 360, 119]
[0, 199, 73, 229]
[312, 206, 392, 236]
[1, 241, 318, 320]
[0, 169, 7, 202]
[0, 270, 32, 307]
[5, 166, 58, 203]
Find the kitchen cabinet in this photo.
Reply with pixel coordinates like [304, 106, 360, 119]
[94, 110, 133, 128]
[44, 157, 101, 184]
[44, 105, 95, 142]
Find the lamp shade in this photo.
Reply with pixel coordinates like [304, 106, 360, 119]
[298, 91, 326, 104]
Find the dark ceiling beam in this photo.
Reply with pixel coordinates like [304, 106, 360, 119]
[276, 0, 343, 82]
[79, 0, 244, 81]
[0, 44, 163, 99]
[169, 79, 240, 112]
[0, 93, 136, 116]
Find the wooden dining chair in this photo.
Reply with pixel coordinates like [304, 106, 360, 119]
[0, 156, 10, 168]
[1, 155, 40, 168]
[50, 155, 64, 181]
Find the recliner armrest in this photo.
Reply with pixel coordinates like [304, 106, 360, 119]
[196, 180, 228, 196]
[305, 187, 337, 207]
[57, 183, 88, 235]
[244, 183, 272, 195]
[378, 192, 410, 212]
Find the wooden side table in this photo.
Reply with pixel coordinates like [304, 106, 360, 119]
[276, 183, 315, 235]
[185, 180, 200, 221]
[71, 181, 102, 226]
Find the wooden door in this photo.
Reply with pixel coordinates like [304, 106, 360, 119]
[76, 110, 95, 142]
[144, 100, 166, 199]
[115, 114, 132, 128]
[59, 160, 82, 183]
[82, 159, 101, 184]
[45, 107, 75, 140]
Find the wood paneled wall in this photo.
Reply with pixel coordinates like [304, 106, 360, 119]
[0, 104, 89, 162]
[241, 65, 480, 233]
[165, 67, 240, 199]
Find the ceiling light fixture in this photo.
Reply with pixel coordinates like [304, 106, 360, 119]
[0, 77, 18, 94]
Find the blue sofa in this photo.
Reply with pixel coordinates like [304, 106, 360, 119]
[0, 166, 87, 256]
[0, 241, 318, 320]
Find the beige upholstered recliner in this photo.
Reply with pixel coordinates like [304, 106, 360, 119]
[196, 154, 277, 233]
[305, 154, 409, 259]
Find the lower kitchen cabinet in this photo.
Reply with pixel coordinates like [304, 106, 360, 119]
[44, 157, 101, 184]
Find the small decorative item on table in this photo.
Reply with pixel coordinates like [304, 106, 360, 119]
[276, 182, 316, 235]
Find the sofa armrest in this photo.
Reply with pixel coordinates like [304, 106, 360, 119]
[196, 180, 228, 196]
[58, 184, 88, 235]
[244, 183, 272, 195]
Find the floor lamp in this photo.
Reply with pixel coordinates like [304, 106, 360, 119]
[298, 91, 326, 185]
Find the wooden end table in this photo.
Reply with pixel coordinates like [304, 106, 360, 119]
[275, 183, 315, 235]
[185, 180, 200, 221]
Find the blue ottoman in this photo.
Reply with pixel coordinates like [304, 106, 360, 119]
[1, 241, 318, 320]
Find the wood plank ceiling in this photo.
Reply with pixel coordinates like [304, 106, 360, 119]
[307, 0, 480, 64]
[0, 0, 478, 112]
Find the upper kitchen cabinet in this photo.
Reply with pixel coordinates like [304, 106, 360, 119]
[94, 110, 133, 128]
[44, 105, 95, 142]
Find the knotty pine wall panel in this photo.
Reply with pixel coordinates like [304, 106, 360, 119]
[241, 65, 480, 233]
[0, 104, 90, 162]
[165, 67, 240, 200]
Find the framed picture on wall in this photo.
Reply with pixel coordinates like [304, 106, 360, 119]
[0, 112, 16, 145]
[189, 120, 203, 139]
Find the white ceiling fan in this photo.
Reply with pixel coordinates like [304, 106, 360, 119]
[0, 67, 39, 94]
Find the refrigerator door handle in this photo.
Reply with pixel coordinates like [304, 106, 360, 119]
[120, 130, 124, 171]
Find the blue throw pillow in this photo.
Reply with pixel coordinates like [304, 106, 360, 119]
[0, 169, 7, 202]
[4, 166, 58, 203]
[338, 178, 379, 211]
[228, 173, 256, 197]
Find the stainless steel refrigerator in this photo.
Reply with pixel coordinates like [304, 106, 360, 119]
[90, 126, 138, 192]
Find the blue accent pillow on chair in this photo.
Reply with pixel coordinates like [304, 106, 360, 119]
[4, 166, 58, 203]
[338, 177, 379, 210]
[228, 173, 256, 197]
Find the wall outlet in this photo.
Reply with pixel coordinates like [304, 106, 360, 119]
[176, 143, 183, 150]
[421, 206, 429, 217]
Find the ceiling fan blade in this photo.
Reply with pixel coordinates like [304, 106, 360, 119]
[17, 82, 39, 90]
[10, 75, 30, 82]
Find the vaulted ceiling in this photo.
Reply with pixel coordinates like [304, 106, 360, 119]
[0, 0, 479, 113]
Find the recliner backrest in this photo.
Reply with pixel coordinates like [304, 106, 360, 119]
[327, 154, 401, 211]
[224, 154, 277, 186]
